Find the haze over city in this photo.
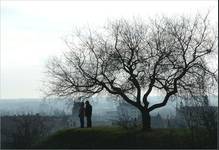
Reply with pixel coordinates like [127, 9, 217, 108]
[1, 0, 218, 149]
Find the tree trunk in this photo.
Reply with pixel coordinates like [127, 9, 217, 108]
[141, 111, 151, 131]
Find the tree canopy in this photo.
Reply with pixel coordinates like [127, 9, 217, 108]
[44, 14, 217, 129]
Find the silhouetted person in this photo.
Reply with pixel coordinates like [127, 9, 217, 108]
[78, 102, 85, 128]
[85, 101, 92, 128]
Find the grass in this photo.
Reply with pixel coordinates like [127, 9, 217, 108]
[33, 127, 217, 149]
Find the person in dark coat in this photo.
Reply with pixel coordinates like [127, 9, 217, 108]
[85, 101, 92, 128]
[78, 102, 85, 128]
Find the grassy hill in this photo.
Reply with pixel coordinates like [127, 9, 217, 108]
[33, 127, 216, 149]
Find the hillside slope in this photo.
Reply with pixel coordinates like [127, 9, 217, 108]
[33, 127, 216, 149]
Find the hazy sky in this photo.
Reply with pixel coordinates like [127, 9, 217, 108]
[1, 1, 218, 99]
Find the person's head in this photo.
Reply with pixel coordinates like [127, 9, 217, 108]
[85, 101, 90, 105]
[80, 102, 84, 107]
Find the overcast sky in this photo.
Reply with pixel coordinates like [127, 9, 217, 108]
[0, 0, 218, 99]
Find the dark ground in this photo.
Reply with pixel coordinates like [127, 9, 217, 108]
[33, 127, 217, 149]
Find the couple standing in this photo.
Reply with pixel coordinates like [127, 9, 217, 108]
[79, 101, 92, 128]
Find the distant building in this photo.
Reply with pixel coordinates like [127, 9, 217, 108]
[72, 102, 81, 116]
[70, 102, 81, 127]
[175, 105, 218, 128]
[115, 101, 166, 128]
[116, 102, 141, 120]
[151, 113, 165, 128]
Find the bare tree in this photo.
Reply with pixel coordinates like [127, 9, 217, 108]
[44, 14, 217, 130]
[116, 106, 133, 129]
[176, 65, 217, 146]
[115, 101, 139, 129]
[12, 114, 49, 148]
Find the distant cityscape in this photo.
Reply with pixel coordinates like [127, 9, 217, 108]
[0, 96, 217, 117]
[1, 96, 218, 148]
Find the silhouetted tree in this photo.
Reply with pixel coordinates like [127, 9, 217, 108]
[116, 101, 139, 129]
[176, 68, 217, 146]
[12, 114, 49, 148]
[45, 14, 217, 130]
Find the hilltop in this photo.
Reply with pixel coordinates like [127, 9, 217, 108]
[33, 127, 216, 149]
